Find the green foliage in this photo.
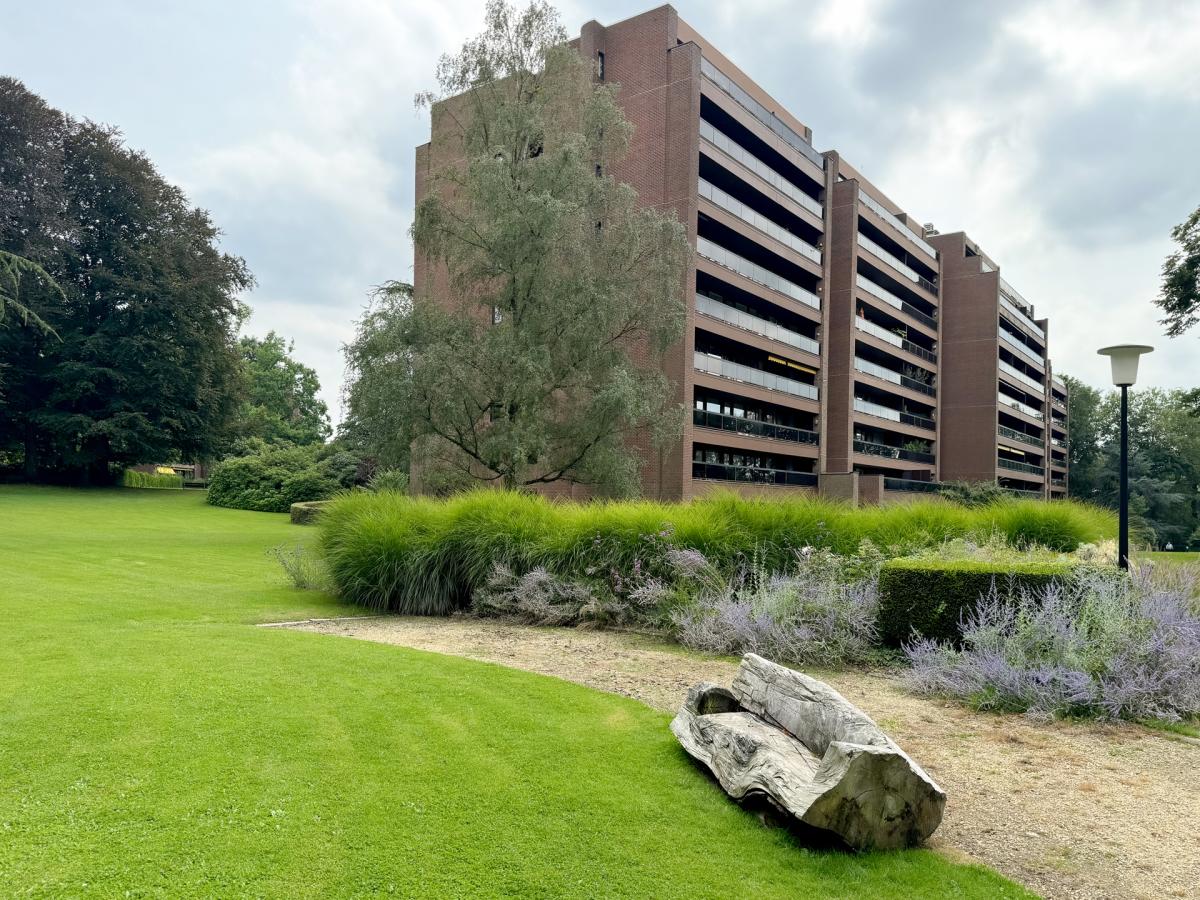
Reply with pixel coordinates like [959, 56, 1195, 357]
[363, 1, 690, 494]
[230, 331, 330, 449]
[0, 78, 248, 482]
[207, 446, 339, 513]
[368, 468, 410, 494]
[270, 543, 331, 591]
[289, 500, 331, 525]
[0, 485, 1024, 898]
[877, 558, 1080, 646]
[938, 480, 1009, 507]
[0, 250, 59, 335]
[318, 489, 1115, 614]
[1157, 204, 1200, 337]
[122, 468, 184, 490]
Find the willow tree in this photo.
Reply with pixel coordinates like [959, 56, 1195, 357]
[398, 0, 689, 494]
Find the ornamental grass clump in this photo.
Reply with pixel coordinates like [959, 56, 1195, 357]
[904, 565, 1200, 723]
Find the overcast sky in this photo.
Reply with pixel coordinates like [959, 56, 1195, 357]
[4, 0, 1198, 421]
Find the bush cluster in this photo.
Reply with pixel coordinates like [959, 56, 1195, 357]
[317, 489, 1115, 615]
[207, 443, 368, 513]
[123, 469, 183, 490]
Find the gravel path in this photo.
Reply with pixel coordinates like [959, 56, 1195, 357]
[279, 615, 1200, 900]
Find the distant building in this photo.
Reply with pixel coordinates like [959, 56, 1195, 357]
[414, 4, 1068, 502]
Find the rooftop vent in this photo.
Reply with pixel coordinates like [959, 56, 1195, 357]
[923, 223, 939, 237]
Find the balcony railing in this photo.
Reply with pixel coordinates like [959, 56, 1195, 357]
[696, 295, 819, 355]
[1003, 486, 1043, 497]
[854, 317, 937, 363]
[699, 178, 821, 264]
[1050, 436, 1067, 449]
[998, 458, 1045, 477]
[699, 57, 825, 168]
[693, 408, 818, 445]
[694, 352, 819, 400]
[699, 120, 823, 217]
[999, 330, 1044, 368]
[999, 279, 1045, 338]
[1051, 477, 1067, 488]
[998, 358, 1045, 395]
[854, 439, 934, 465]
[884, 477, 939, 493]
[855, 274, 937, 330]
[1052, 375, 1066, 391]
[1052, 395, 1067, 410]
[1000, 294, 1045, 341]
[692, 461, 818, 487]
[998, 392, 1044, 419]
[854, 357, 936, 397]
[697, 237, 820, 309]
[857, 233, 937, 295]
[854, 397, 935, 431]
[998, 424, 1044, 449]
[858, 190, 938, 262]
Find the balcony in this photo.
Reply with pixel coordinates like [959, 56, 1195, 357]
[699, 57, 824, 169]
[699, 120, 822, 217]
[1051, 476, 1067, 488]
[693, 460, 818, 487]
[697, 237, 820, 309]
[696, 294, 819, 355]
[857, 232, 937, 295]
[699, 178, 821, 264]
[855, 274, 936, 330]
[999, 330, 1044, 368]
[998, 358, 1045, 395]
[858, 191, 938, 263]
[854, 397, 935, 431]
[1003, 486, 1043, 497]
[694, 352, 819, 400]
[998, 424, 1044, 449]
[998, 458, 1045, 477]
[854, 439, 934, 465]
[854, 357, 936, 397]
[1050, 436, 1067, 449]
[999, 279, 1045, 338]
[693, 408, 818, 445]
[884, 477, 939, 493]
[854, 317, 936, 363]
[998, 392, 1044, 420]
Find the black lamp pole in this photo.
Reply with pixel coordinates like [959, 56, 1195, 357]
[1118, 384, 1129, 570]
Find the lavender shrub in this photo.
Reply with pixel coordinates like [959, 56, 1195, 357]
[671, 544, 882, 666]
[904, 564, 1200, 723]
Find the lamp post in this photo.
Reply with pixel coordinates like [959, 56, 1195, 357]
[1097, 344, 1154, 569]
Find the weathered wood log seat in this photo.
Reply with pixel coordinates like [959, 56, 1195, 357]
[670, 653, 945, 851]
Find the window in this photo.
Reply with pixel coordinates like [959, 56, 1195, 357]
[596, 51, 605, 80]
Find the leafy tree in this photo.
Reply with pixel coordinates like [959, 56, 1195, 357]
[1063, 374, 1103, 498]
[1157, 204, 1200, 337]
[0, 82, 250, 482]
[0, 251, 59, 334]
[384, 0, 689, 495]
[233, 331, 330, 448]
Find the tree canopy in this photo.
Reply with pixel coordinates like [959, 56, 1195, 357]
[351, 0, 690, 495]
[232, 331, 330, 448]
[0, 78, 250, 481]
[1156, 205, 1200, 337]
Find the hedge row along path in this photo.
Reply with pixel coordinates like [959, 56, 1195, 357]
[283, 615, 1200, 900]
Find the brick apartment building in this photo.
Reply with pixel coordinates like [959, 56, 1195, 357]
[414, 4, 1069, 503]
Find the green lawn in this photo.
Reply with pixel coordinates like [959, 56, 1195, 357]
[1141, 551, 1200, 565]
[0, 486, 1028, 898]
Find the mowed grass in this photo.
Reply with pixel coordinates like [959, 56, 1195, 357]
[0, 486, 1029, 898]
[1142, 551, 1200, 565]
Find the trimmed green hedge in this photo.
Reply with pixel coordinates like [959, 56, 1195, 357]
[877, 558, 1077, 646]
[290, 500, 331, 525]
[318, 489, 1115, 615]
[123, 469, 183, 490]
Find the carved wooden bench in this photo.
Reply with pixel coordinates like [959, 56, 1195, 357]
[671, 653, 945, 850]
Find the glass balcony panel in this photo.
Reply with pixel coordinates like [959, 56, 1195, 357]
[696, 294, 819, 355]
[857, 233, 937, 294]
[699, 178, 821, 263]
[700, 57, 825, 168]
[854, 357, 936, 397]
[699, 120, 823, 217]
[855, 274, 936, 330]
[692, 408, 818, 445]
[998, 392, 1043, 419]
[858, 190, 938, 262]
[697, 237, 821, 309]
[853, 397, 935, 431]
[998, 358, 1045, 395]
[853, 439, 934, 464]
[692, 461, 818, 486]
[694, 351, 819, 400]
[999, 279, 1045, 338]
[998, 458, 1045, 476]
[998, 424, 1044, 448]
[883, 477, 939, 493]
[999, 330, 1044, 368]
